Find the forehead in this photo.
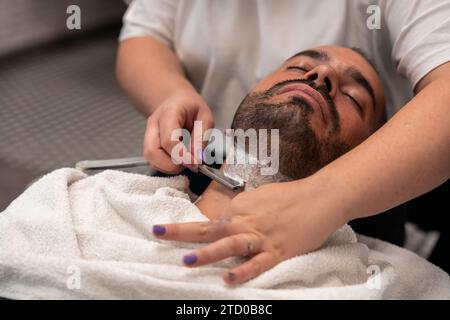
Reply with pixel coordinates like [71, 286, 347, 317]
[286, 46, 376, 79]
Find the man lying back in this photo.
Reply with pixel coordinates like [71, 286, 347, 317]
[196, 44, 385, 216]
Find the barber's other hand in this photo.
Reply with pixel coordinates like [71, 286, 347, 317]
[144, 92, 214, 173]
[152, 177, 348, 284]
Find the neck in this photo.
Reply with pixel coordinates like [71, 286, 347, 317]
[195, 180, 239, 220]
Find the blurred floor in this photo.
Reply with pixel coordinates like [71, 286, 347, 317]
[0, 159, 35, 210]
[0, 26, 146, 211]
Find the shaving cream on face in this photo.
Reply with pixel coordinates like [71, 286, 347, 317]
[222, 147, 292, 192]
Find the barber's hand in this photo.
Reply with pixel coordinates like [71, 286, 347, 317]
[152, 178, 348, 284]
[144, 92, 214, 173]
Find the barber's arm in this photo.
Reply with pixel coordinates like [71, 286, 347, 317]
[153, 62, 450, 284]
[329, 62, 450, 221]
[116, 0, 213, 173]
[117, 37, 198, 116]
[117, 35, 214, 174]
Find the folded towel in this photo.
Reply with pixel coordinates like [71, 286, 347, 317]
[0, 168, 449, 299]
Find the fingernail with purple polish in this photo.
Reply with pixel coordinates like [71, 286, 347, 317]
[183, 254, 198, 265]
[227, 272, 236, 282]
[152, 225, 166, 235]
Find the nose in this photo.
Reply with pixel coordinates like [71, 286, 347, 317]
[304, 65, 338, 98]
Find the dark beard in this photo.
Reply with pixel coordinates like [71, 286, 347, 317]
[231, 80, 349, 179]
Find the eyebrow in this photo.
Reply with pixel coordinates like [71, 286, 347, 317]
[288, 49, 377, 110]
[288, 50, 330, 62]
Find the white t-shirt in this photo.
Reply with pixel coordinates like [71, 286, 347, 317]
[119, 0, 450, 130]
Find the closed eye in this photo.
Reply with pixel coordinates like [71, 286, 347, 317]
[286, 66, 309, 72]
[344, 93, 363, 113]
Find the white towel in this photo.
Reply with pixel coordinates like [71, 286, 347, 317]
[0, 168, 449, 299]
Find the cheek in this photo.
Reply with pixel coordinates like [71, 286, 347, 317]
[335, 103, 370, 147]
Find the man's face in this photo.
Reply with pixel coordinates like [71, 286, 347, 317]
[231, 46, 385, 179]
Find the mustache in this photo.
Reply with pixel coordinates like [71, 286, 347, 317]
[264, 79, 333, 109]
[262, 78, 339, 132]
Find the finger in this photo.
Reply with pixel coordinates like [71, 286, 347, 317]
[159, 111, 194, 167]
[181, 233, 261, 267]
[152, 221, 231, 243]
[223, 252, 278, 285]
[143, 117, 183, 174]
[190, 110, 214, 165]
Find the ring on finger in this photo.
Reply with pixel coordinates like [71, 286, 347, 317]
[243, 235, 256, 257]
